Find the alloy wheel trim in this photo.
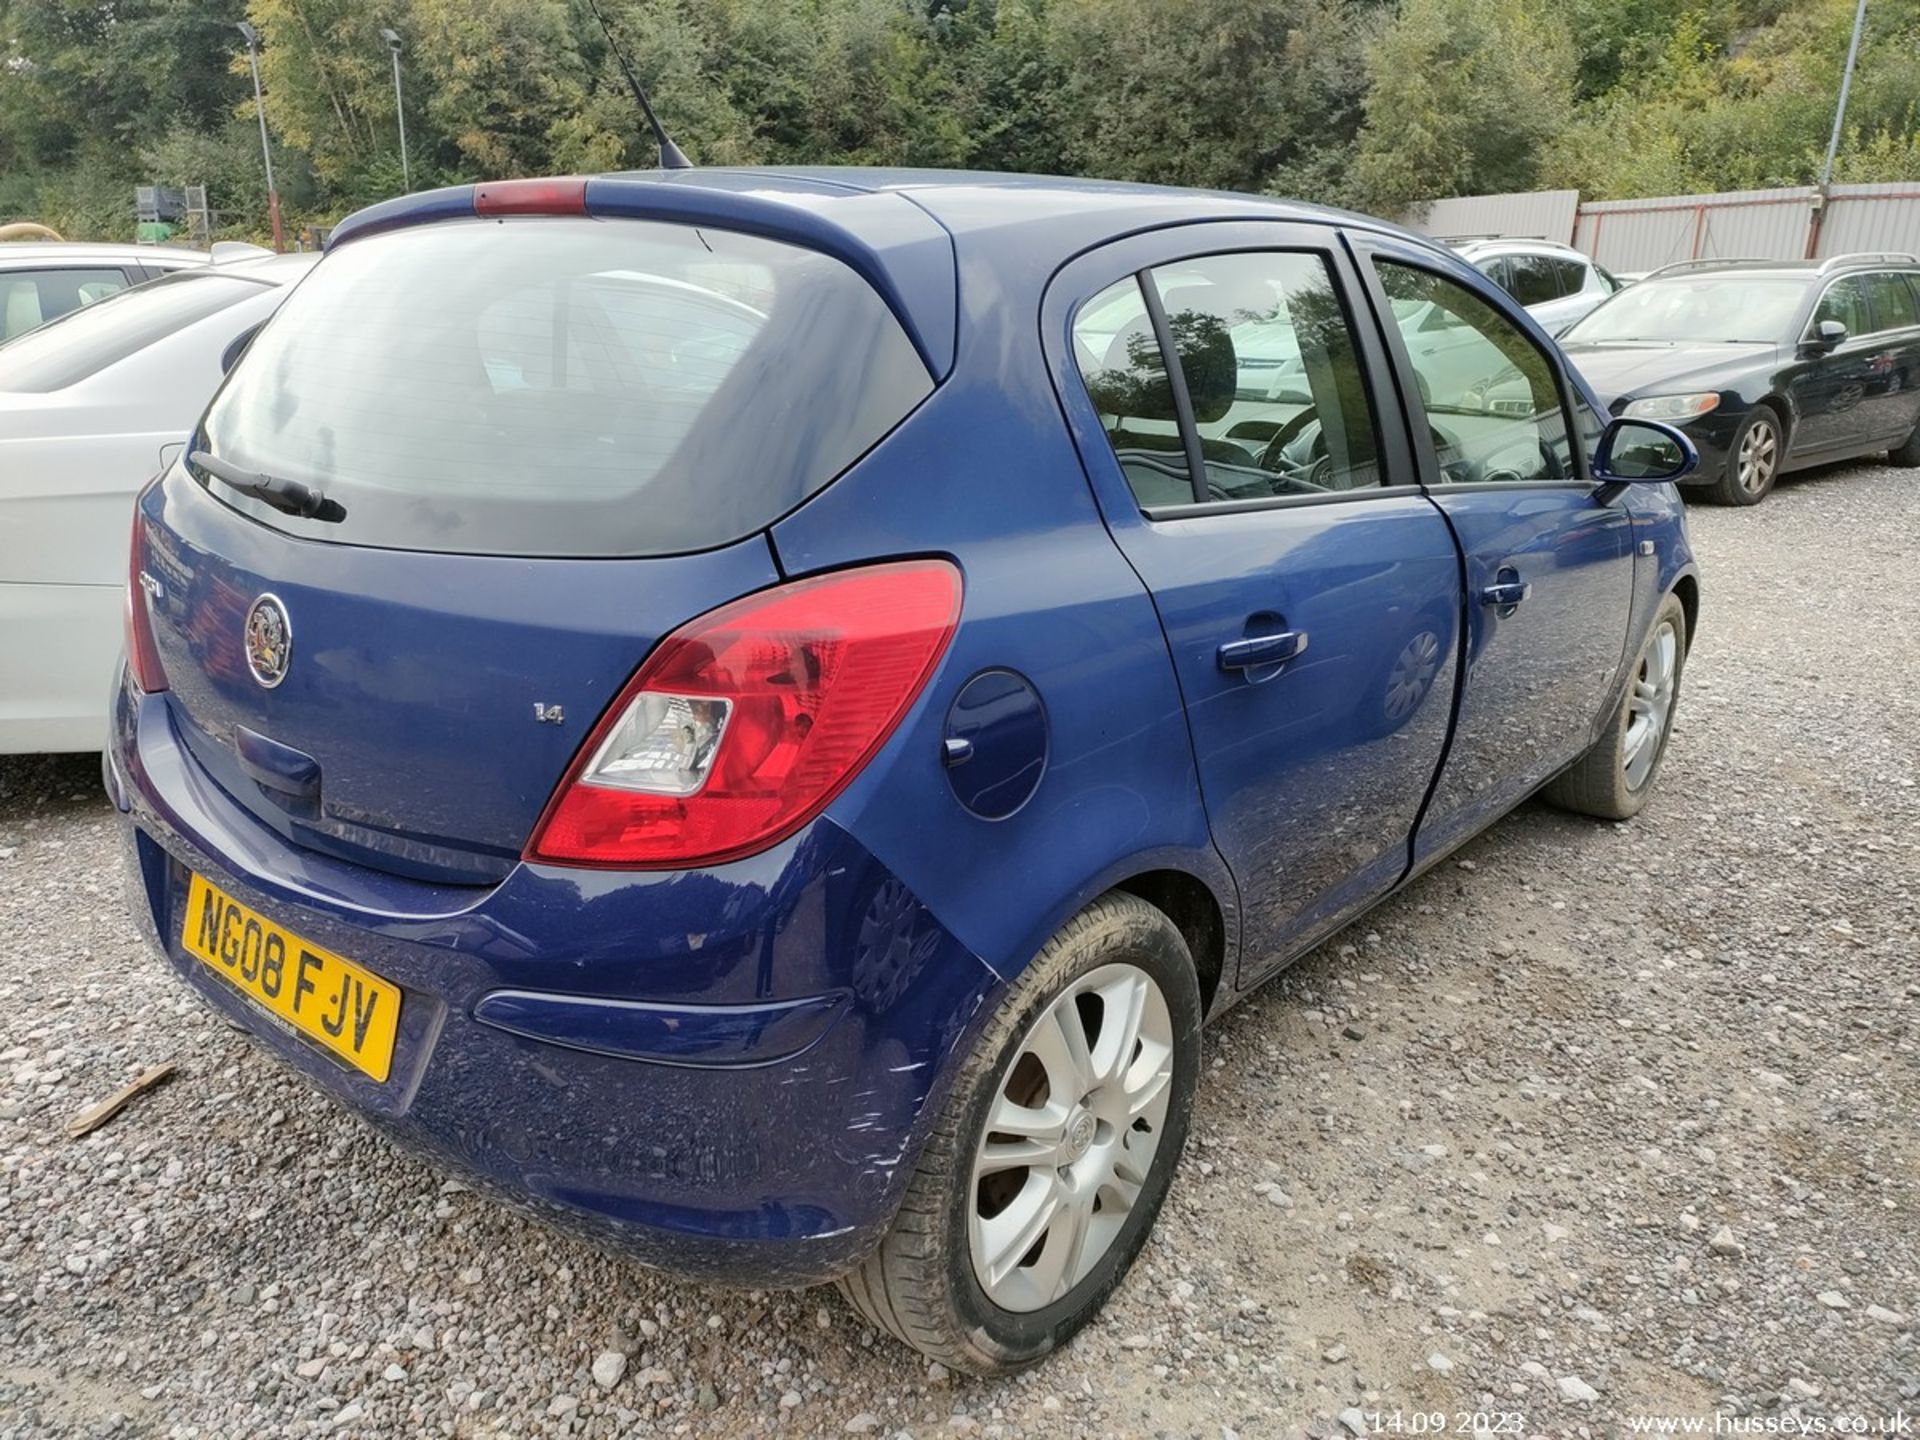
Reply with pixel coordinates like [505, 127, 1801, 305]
[967, 962, 1175, 1314]
[1622, 619, 1679, 790]
[1737, 418, 1778, 494]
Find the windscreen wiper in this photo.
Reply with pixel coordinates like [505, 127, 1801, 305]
[189, 451, 346, 523]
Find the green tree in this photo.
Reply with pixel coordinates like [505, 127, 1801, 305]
[1353, 0, 1576, 216]
[1044, 0, 1377, 196]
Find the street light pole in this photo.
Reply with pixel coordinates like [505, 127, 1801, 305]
[380, 28, 411, 192]
[236, 22, 285, 253]
[1821, 0, 1870, 189]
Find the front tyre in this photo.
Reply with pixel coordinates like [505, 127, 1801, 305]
[837, 892, 1201, 1374]
[1544, 591, 1688, 820]
[1705, 407, 1781, 505]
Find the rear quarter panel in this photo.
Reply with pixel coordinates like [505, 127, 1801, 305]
[775, 219, 1236, 995]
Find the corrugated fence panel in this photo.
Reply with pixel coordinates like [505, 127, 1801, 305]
[1573, 188, 1815, 272]
[1413, 184, 1920, 273]
[1413, 190, 1579, 244]
[1820, 183, 1920, 257]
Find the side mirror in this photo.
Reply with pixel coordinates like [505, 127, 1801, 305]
[1803, 319, 1848, 355]
[1593, 416, 1698, 484]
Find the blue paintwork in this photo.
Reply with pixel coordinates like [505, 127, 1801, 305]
[942, 670, 1049, 821]
[115, 166, 1699, 1284]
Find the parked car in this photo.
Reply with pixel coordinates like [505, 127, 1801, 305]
[111, 170, 1699, 1373]
[1561, 253, 1920, 505]
[1442, 237, 1621, 334]
[0, 241, 217, 340]
[0, 253, 316, 753]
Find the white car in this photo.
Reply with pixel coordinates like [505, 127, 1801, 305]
[0, 254, 316, 753]
[0, 242, 215, 340]
[1443, 239, 1621, 335]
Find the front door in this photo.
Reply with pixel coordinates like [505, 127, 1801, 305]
[1048, 226, 1463, 982]
[1355, 243, 1637, 864]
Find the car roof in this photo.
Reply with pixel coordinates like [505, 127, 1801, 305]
[0, 241, 210, 269]
[216, 252, 321, 285]
[1444, 237, 1585, 259]
[1640, 252, 1919, 282]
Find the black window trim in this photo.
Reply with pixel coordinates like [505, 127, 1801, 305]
[1343, 234, 1594, 490]
[1071, 239, 1406, 523]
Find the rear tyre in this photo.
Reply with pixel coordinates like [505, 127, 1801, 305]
[1544, 591, 1688, 821]
[836, 892, 1201, 1374]
[1704, 407, 1781, 505]
[1890, 419, 1920, 468]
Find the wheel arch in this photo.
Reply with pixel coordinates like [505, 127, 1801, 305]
[1670, 572, 1700, 649]
[1111, 868, 1229, 1014]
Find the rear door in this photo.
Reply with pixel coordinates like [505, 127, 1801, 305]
[1051, 223, 1464, 983]
[1352, 237, 1635, 865]
[1859, 271, 1920, 445]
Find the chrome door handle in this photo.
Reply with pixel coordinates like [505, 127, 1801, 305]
[1480, 580, 1531, 610]
[1217, 630, 1308, 672]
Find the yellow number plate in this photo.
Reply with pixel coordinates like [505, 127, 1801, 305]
[181, 873, 401, 1083]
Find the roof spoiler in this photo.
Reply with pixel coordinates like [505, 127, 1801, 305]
[323, 176, 957, 379]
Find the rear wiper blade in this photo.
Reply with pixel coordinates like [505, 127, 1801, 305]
[189, 450, 346, 523]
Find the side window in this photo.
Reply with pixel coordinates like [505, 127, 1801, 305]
[1549, 256, 1590, 297]
[1074, 252, 1382, 509]
[1863, 272, 1919, 332]
[1504, 254, 1561, 308]
[0, 267, 130, 339]
[1813, 277, 1871, 338]
[1475, 256, 1513, 295]
[1073, 276, 1196, 509]
[1376, 261, 1575, 485]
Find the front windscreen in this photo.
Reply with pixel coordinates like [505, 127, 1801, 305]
[196, 216, 934, 557]
[1563, 276, 1806, 344]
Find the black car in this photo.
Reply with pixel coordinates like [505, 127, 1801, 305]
[1561, 252, 1920, 505]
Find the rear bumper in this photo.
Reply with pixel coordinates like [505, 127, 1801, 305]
[108, 683, 1001, 1286]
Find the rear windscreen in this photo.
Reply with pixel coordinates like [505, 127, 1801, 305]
[0, 270, 264, 393]
[196, 217, 935, 557]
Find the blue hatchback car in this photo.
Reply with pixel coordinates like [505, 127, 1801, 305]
[110, 169, 1700, 1373]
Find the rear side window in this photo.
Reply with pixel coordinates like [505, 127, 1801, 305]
[1073, 252, 1381, 510]
[0, 266, 130, 340]
[198, 218, 933, 558]
[1504, 254, 1562, 307]
[1548, 256, 1589, 296]
[0, 271, 264, 393]
[1863, 272, 1920, 331]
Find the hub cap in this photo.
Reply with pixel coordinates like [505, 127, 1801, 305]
[969, 963, 1174, 1313]
[1736, 419, 1778, 495]
[1623, 619, 1679, 790]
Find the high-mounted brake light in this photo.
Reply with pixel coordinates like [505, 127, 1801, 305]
[526, 560, 963, 869]
[473, 178, 589, 218]
[124, 499, 169, 694]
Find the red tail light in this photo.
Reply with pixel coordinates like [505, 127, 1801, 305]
[473, 177, 589, 217]
[125, 501, 169, 693]
[526, 560, 963, 869]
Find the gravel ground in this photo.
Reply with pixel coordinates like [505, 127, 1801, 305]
[3, 461, 1917, 1440]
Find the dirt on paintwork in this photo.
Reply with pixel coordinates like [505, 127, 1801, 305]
[1, 460, 1916, 1439]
